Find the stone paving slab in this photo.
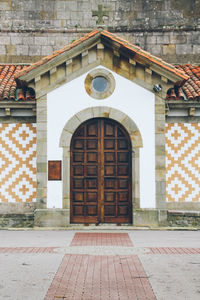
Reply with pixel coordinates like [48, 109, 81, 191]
[0, 253, 64, 300]
[140, 254, 200, 300]
[0, 229, 200, 247]
[45, 254, 156, 300]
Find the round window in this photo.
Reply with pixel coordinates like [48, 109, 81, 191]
[92, 76, 108, 92]
[85, 68, 115, 100]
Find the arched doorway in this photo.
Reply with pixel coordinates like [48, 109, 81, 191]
[70, 118, 132, 224]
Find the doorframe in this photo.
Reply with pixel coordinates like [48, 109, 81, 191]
[59, 106, 143, 223]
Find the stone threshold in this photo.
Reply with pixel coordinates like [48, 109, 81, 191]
[0, 226, 199, 231]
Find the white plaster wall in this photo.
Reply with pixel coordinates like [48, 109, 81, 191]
[47, 67, 155, 209]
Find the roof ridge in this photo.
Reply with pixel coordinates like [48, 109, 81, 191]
[15, 30, 100, 79]
[101, 30, 188, 81]
[15, 29, 188, 82]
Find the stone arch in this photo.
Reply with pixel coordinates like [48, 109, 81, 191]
[59, 106, 143, 223]
[59, 106, 143, 149]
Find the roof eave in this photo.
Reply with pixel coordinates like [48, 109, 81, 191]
[16, 29, 188, 86]
[16, 31, 101, 82]
[101, 30, 188, 85]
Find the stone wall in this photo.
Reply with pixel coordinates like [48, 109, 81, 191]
[168, 210, 200, 227]
[0, 0, 200, 64]
[0, 213, 34, 228]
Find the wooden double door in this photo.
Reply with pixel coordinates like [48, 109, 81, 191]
[70, 118, 132, 224]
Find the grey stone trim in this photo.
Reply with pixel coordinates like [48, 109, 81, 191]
[155, 95, 166, 209]
[59, 106, 143, 224]
[60, 107, 143, 149]
[36, 93, 47, 209]
[166, 116, 200, 123]
[166, 202, 200, 211]
[84, 68, 115, 100]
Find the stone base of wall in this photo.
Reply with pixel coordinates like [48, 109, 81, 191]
[133, 209, 168, 227]
[34, 209, 70, 227]
[0, 203, 37, 214]
[168, 210, 200, 227]
[1, 208, 200, 228]
[0, 213, 34, 228]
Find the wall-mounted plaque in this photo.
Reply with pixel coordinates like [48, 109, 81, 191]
[48, 160, 62, 180]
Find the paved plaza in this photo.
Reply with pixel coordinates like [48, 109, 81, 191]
[0, 229, 200, 299]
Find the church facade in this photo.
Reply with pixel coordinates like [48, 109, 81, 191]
[0, 1, 200, 227]
[0, 29, 200, 227]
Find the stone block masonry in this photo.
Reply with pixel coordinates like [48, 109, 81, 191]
[0, 0, 200, 64]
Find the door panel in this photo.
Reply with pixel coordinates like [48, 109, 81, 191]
[70, 118, 132, 224]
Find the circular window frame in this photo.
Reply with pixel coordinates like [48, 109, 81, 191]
[85, 68, 115, 100]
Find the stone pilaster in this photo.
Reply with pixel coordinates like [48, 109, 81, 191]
[155, 94, 166, 209]
[36, 93, 47, 209]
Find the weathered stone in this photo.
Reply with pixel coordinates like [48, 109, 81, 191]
[29, 45, 41, 56]
[11, 36, 23, 45]
[167, 210, 200, 227]
[16, 45, 29, 56]
[0, 36, 10, 45]
[170, 34, 187, 44]
[155, 104, 165, 114]
[157, 35, 170, 44]
[5, 45, 16, 55]
[133, 209, 167, 226]
[163, 44, 176, 55]
[34, 209, 70, 227]
[176, 44, 193, 55]
[0, 213, 34, 228]
[0, 45, 6, 55]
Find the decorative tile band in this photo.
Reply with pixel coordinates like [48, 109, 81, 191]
[147, 247, 200, 254]
[0, 123, 36, 203]
[0, 247, 57, 253]
[166, 123, 200, 202]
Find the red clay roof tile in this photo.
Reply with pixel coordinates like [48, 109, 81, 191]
[0, 65, 35, 101]
[167, 65, 200, 101]
[1, 62, 199, 102]
[16, 30, 100, 79]
[15, 29, 188, 82]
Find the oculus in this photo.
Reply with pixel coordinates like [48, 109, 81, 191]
[85, 68, 115, 100]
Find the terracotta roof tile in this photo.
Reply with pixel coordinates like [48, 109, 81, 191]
[0, 65, 35, 101]
[16, 29, 188, 82]
[101, 30, 188, 81]
[1, 61, 199, 102]
[167, 65, 200, 101]
[16, 30, 100, 79]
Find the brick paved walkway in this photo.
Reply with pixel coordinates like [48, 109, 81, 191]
[44, 232, 156, 300]
[70, 232, 133, 247]
[1, 231, 200, 299]
[45, 254, 156, 300]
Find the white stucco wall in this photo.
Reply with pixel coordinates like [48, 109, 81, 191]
[47, 67, 155, 209]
